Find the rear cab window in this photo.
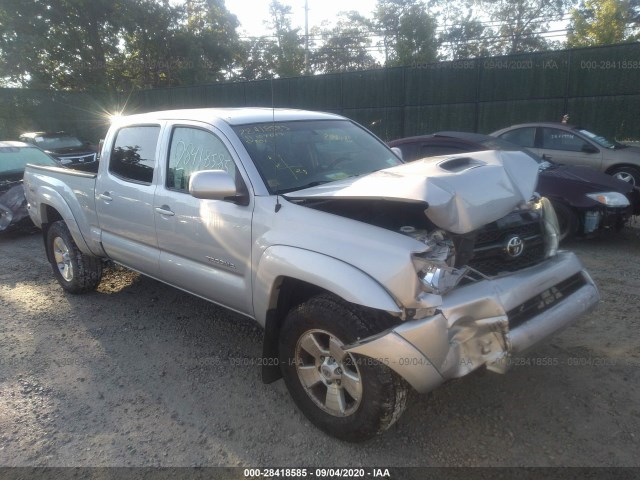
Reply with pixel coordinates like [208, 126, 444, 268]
[109, 126, 161, 184]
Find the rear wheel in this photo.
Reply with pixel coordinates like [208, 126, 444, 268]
[609, 166, 640, 186]
[279, 294, 409, 442]
[46, 220, 102, 293]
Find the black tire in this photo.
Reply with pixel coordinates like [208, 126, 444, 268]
[551, 201, 578, 241]
[609, 166, 640, 187]
[46, 220, 102, 293]
[279, 294, 409, 442]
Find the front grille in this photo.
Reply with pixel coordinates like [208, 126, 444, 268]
[466, 209, 546, 277]
[507, 273, 587, 329]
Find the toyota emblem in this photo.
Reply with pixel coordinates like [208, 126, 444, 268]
[505, 235, 525, 258]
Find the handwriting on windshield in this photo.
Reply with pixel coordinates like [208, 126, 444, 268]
[239, 125, 289, 144]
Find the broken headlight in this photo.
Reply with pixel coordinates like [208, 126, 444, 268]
[537, 197, 560, 258]
[410, 230, 466, 295]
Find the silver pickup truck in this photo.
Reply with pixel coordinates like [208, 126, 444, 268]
[24, 108, 599, 441]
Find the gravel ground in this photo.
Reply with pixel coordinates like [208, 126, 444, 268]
[0, 222, 639, 468]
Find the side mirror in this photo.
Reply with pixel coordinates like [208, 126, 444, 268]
[189, 170, 239, 202]
[581, 143, 598, 154]
[390, 147, 403, 160]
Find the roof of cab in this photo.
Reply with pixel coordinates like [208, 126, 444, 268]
[113, 108, 344, 126]
[0, 141, 31, 148]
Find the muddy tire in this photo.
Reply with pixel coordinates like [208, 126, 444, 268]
[46, 220, 102, 294]
[279, 294, 409, 442]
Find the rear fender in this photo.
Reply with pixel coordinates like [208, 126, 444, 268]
[36, 186, 93, 256]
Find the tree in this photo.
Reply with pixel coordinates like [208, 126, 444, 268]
[567, 0, 640, 47]
[374, 0, 438, 66]
[0, 0, 243, 90]
[0, 0, 125, 90]
[478, 0, 567, 55]
[311, 12, 380, 73]
[433, 0, 494, 59]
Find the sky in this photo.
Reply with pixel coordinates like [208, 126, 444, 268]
[224, 0, 379, 37]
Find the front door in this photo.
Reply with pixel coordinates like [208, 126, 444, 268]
[153, 122, 254, 316]
[538, 127, 603, 169]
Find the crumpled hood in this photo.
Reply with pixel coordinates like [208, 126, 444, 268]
[285, 150, 539, 234]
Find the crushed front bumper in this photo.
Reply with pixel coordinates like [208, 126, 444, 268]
[345, 251, 599, 393]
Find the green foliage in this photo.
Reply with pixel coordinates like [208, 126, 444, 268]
[311, 12, 380, 73]
[481, 0, 567, 55]
[374, 0, 438, 66]
[567, 0, 639, 47]
[0, 0, 242, 90]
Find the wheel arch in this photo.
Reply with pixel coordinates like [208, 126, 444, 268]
[604, 163, 640, 176]
[255, 246, 403, 384]
[36, 189, 93, 257]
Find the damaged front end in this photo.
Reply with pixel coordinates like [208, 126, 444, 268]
[344, 196, 597, 393]
[0, 183, 30, 232]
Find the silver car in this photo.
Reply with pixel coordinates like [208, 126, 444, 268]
[492, 122, 640, 186]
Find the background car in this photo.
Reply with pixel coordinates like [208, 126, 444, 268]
[491, 122, 640, 186]
[19, 131, 97, 166]
[0, 141, 58, 232]
[388, 131, 640, 240]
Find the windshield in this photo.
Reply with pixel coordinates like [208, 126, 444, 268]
[0, 147, 58, 174]
[31, 135, 84, 150]
[578, 129, 622, 149]
[232, 120, 402, 194]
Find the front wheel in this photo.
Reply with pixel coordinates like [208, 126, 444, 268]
[46, 220, 102, 293]
[279, 294, 409, 442]
[609, 166, 640, 186]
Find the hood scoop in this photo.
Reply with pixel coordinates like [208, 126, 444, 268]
[285, 150, 539, 234]
[437, 156, 486, 173]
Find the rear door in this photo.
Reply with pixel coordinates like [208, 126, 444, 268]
[153, 122, 254, 316]
[96, 124, 162, 277]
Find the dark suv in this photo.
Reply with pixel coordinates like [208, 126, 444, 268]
[19, 131, 97, 166]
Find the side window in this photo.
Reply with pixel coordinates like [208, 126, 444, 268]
[541, 128, 588, 152]
[167, 127, 236, 192]
[499, 127, 536, 148]
[109, 126, 160, 183]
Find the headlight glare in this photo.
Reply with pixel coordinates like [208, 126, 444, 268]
[539, 197, 559, 257]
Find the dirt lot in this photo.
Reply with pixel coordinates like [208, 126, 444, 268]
[1, 222, 639, 468]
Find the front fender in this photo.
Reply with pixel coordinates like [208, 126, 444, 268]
[253, 245, 402, 326]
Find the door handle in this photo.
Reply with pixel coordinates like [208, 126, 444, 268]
[542, 154, 552, 161]
[99, 192, 113, 202]
[155, 205, 175, 216]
